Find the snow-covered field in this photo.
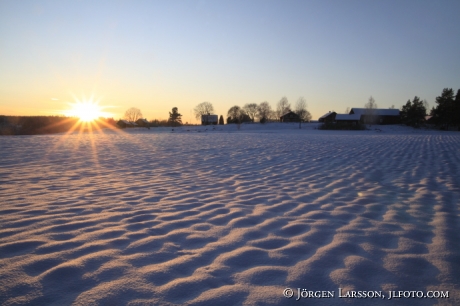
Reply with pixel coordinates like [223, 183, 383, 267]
[1, 123, 459, 305]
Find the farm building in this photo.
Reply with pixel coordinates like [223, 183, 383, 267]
[136, 118, 150, 127]
[117, 120, 132, 128]
[335, 114, 362, 126]
[349, 108, 400, 124]
[201, 114, 218, 125]
[280, 111, 301, 122]
[117, 120, 138, 128]
[318, 112, 337, 123]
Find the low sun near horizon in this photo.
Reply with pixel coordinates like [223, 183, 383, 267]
[64, 98, 110, 122]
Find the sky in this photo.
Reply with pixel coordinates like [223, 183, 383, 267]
[1, 0, 459, 122]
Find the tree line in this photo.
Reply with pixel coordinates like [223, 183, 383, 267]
[0, 116, 117, 135]
[400, 88, 460, 129]
[225, 97, 312, 124]
[192, 97, 312, 125]
[125, 97, 312, 129]
[126, 88, 455, 131]
[122, 107, 183, 127]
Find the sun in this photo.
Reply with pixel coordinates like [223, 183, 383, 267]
[66, 99, 104, 122]
[71, 102, 101, 122]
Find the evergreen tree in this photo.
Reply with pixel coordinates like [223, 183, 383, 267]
[219, 115, 224, 125]
[168, 107, 182, 127]
[400, 96, 426, 127]
[454, 89, 460, 128]
[431, 88, 455, 129]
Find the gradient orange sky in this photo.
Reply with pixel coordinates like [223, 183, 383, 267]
[1, 0, 459, 123]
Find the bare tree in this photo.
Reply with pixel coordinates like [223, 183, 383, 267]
[194, 102, 214, 122]
[242, 103, 258, 122]
[364, 96, 378, 125]
[423, 99, 430, 115]
[227, 105, 246, 129]
[256, 101, 272, 123]
[269, 110, 278, 122]
[124, 107, 142, 122]
[345, 107, 350, 114]
[227, 106, 243, 122]
[276, 97, 290, 121]
[295, 97, 312, 129]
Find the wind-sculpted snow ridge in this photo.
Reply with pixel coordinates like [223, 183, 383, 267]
[0, 126, 459, 305]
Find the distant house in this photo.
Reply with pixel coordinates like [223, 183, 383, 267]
[201, 114, 218, 125]
[280, 111, 300, 122]
[117, 120, 132, 128]
[349, 108, 400, 124]
[335, 114, 361, 126]
[318, 111, 337, 123]
[136, 118, 149, 127]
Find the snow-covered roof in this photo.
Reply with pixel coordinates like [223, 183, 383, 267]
[281, 111, 297, 117]
[318, 112, 336, 119]
[335, 114, 361, 121]
[137, 118, 149, 123]
[350, 108, 400, 116]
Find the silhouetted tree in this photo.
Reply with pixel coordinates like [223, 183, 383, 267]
[423, 100, 430, 114]
[1, 115, 112, 135]
[227, 106, 241, 123]
[431, 88, 456, 129]
[268, 110, 278, 122]
[168, 107, 182, 127]
[219, 115, 224, 125]
[242, 103, 258, 122]
[194, 102, 214, 122]
[400, 96, 426, 127]
[276, 97, 290, 121]
[227, 106, 245, 123]
[257, 101, 272, 123]
[124, 107, 142, 122]
[364, 96, 378, 125]
[454, 89, 460, 128]
[295, 97, 312, 129]
[227, 106, 251, 127]
[150, 119, 169, 127]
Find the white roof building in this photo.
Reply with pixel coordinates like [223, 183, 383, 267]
[201, 114, 218, 125]
[350, 108, 400, 116]
[335, 114, 361, 121]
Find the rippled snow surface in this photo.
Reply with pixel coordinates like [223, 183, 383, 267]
[1, 127, 459, 305]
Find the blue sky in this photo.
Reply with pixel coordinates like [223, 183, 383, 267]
[1, 0, 459, 122]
